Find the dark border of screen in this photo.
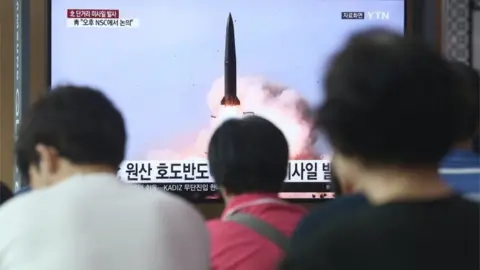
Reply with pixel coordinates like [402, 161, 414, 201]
[45, 0, 406, 203]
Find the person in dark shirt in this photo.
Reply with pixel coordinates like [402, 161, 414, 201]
[290, 164, 370, 248]
[280, 29, 479, 270]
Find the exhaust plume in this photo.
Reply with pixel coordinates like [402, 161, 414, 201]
[145, 76, 319, 160]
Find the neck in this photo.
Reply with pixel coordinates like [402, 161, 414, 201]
[454, 140, 473, 150]
[221, 191, 278, 204]
[355, 167, 454, 205]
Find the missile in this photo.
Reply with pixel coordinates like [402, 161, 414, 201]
[221, 13, 241, 106]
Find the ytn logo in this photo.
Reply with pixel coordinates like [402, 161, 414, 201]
[367, 11, 390, 20]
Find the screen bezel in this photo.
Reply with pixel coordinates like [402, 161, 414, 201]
[45, 0, 407, 203]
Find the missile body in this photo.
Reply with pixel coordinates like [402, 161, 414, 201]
[221, 13, 241, 106]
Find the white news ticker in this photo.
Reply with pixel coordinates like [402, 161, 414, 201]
[279, 192, 335, 199]
[118, 160, 331, 183]
[66, 18, 139, 28]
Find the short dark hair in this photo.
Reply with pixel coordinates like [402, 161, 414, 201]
[449, 62, 479, 141]
[207, 115, 289, 194]
[317, 29, 464, 167]
[15, 85, 126, 181]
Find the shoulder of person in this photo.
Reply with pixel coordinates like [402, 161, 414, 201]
[283, 215, 361, 270]
[140, 188, 210, 261]
[291, 208, 368, 256]
[0, 190, 45, 217]
[141, 187, 206, 223]
[0, 191, 49, 246]
[291, 195, 369, 246]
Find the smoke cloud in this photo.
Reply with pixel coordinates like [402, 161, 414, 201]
[145, 76, 319, 160]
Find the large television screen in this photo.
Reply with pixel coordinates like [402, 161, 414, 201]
[49, 0, 405, 202]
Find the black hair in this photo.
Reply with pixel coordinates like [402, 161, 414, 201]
[316, 28, 464, 167]
[0, 183, 13, 205]
[15, 85, 126, 181]
[207, 115, 289, 194]
[449, 62, 479, 142]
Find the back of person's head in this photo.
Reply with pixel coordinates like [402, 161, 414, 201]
[449, 62, 479, 147]
[0, 183, 13, 205]
[317, 28, 463, 169]
[208, 115, 289, 195]
[15, 85, 126, 189]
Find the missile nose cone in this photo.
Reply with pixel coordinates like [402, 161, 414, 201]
[225, 13, 236, 63]
[227, 13, 235, 31]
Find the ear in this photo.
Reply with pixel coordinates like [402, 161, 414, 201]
[219, 186, 229, 197]
[35, 144, 60, 172]
[341, 182, 356, 194]
[331, 153, 361, 194]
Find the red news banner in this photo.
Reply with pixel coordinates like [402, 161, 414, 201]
[66, 9, 139, 28]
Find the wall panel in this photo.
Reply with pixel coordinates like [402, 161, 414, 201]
[0, 0, 15, 189]
[472, 1, 480, 70]
[0, 0, 46, 190]
[30, 0, 47, 104]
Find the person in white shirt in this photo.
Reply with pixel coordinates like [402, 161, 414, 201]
[0, 85, 210, 270]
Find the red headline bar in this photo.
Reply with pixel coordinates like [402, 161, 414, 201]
[67, 9, 119, 19]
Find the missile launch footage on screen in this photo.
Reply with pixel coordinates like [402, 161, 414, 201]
[51, 0, 405, 162]
[221, 13, 240, 107]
